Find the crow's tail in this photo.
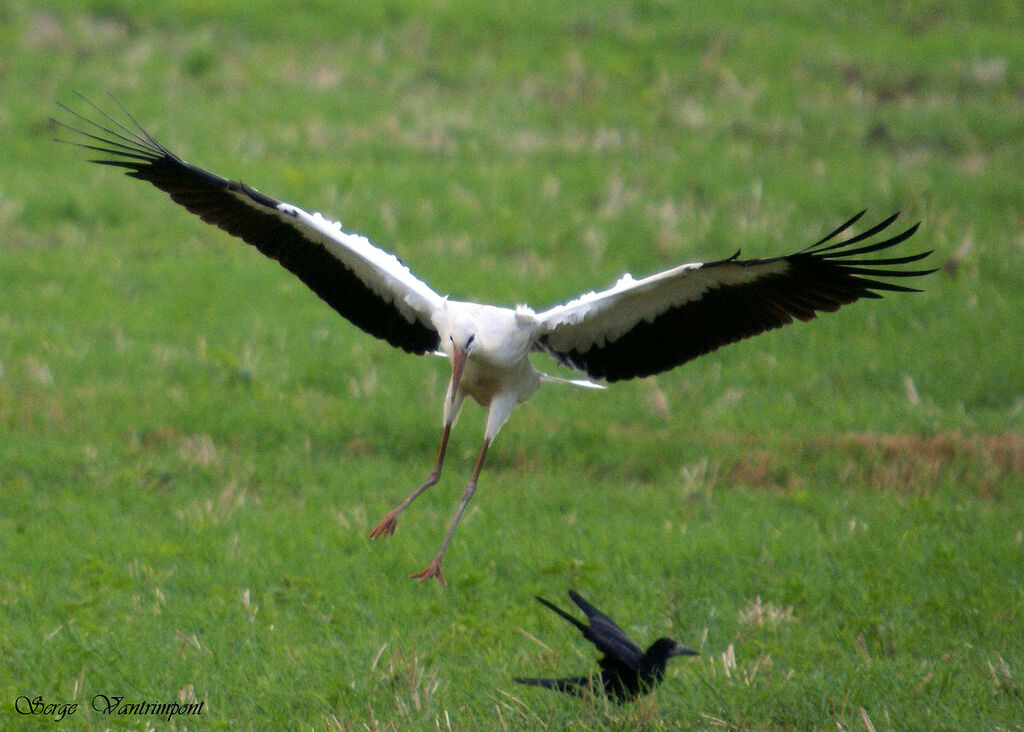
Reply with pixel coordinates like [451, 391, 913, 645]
[513, 676, 590, 696]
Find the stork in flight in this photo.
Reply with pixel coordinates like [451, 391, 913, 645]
[55, 97, 934, 585]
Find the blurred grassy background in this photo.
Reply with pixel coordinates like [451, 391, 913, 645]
[1, 1, 1022, 729]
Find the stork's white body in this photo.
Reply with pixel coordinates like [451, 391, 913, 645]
[436, 302, 542, 432]
[57, 98, 934, 584]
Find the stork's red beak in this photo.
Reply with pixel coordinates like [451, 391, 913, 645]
[449, 348, 467, 402]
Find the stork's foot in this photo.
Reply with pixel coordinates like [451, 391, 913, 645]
[410, 557, 446, 586]
[369, 512, 399, 540]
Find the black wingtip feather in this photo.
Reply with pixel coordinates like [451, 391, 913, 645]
[806, 210, 898, 253]
[808, 209, 868, 248]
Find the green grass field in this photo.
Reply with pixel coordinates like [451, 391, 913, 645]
[2, 1, 1023, 729]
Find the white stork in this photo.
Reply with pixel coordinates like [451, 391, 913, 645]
[56, 98, 934, 585]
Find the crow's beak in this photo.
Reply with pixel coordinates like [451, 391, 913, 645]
[672, 643, 699, 657]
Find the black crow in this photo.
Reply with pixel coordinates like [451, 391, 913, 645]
[515, 590, 698, 703]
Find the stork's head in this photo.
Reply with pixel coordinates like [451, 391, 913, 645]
[447, 317, 477, 356]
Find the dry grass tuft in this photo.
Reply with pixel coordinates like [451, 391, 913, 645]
[372, 646, 443, 719]
[737, 596, 795, 628]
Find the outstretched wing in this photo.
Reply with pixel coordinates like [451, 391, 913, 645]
[54, 96, 443, 355]
[534, 212, 934, 381]
[567, 590, 644, 670]
[535, 595, 587, 633]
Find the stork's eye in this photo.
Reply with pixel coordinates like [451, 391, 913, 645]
[466, 335, 475, 347]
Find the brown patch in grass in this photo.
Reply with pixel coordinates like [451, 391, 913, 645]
[826, 431, 1024, 498]
[725, 449, 798, 491]
[717, 431, 1024, 498]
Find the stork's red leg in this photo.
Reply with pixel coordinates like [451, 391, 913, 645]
[410, 438, 490, 585]
[369, 424, 451, 539]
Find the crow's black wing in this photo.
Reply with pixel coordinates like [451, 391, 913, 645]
[535, 595, 588, 633]
[568, 590, 644, 670]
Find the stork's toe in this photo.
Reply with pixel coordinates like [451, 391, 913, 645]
[369, 513, 399, 539]
[410, 558, 446, 586]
